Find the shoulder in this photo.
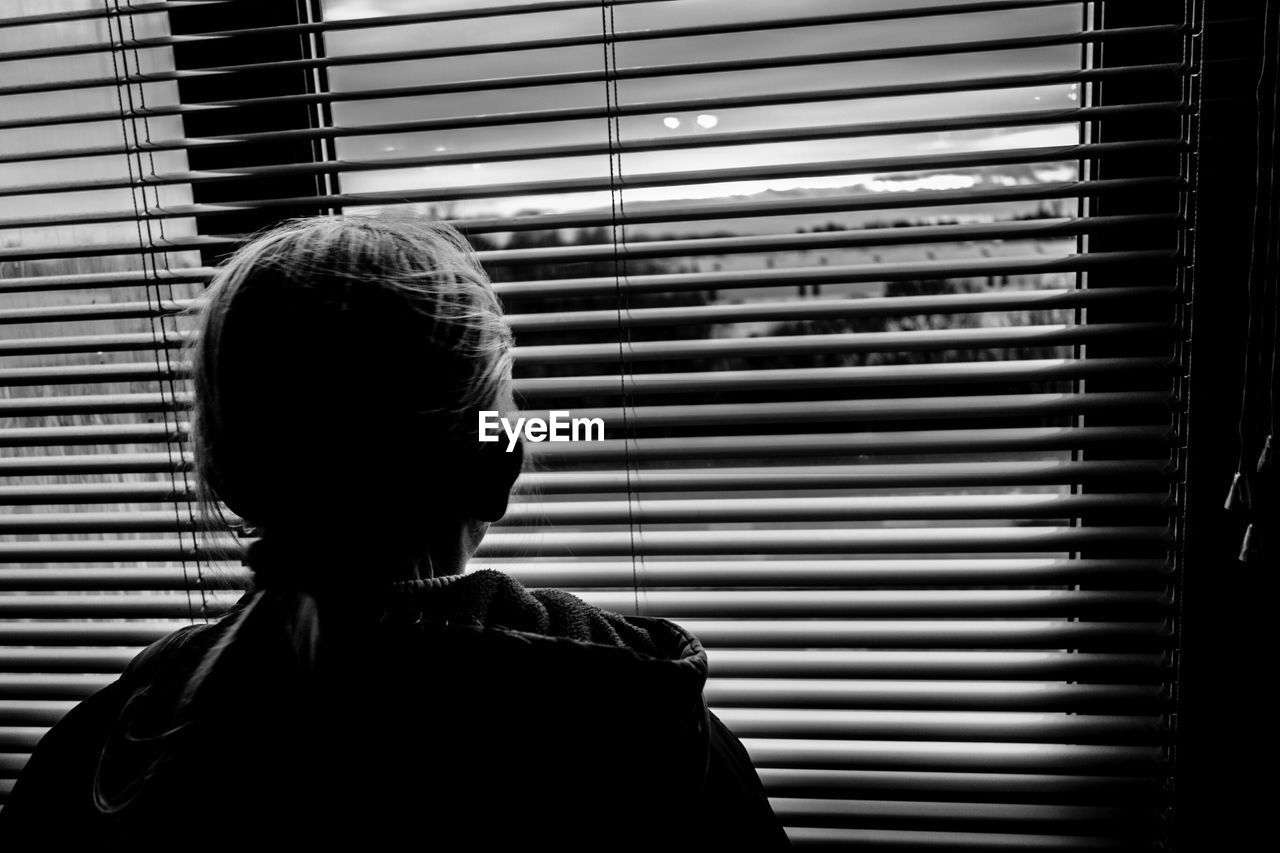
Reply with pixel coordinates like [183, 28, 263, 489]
[0, 679, 126, 848]
[0, 619, 225, 845]
[121, 621, 221, 682]
[699, 711, 792, 849]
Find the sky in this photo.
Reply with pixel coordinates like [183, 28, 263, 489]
[318, 0, 1084, 217]
[0, 1, 1087, 245]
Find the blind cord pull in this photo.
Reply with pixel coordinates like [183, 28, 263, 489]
[1238, 523, 1259, 563]
[1224, 470, 1252, 511]
[1258, 434, 1274, 472]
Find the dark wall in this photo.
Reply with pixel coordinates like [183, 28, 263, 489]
[1170, 1, 1275, 848]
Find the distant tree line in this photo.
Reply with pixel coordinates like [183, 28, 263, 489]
[470, 219, 1079, 435]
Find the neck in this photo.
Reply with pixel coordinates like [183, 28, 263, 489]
[247, 519, 481, 588]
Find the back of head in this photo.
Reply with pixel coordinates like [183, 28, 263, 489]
[190, 215, 520, 560]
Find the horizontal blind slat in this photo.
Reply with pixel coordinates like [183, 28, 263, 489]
[679, 621, 1172, 649]
[0, 558, 1171, 590]
[0, 22, 1182, 99]
[0, 140, 1184, 200]
[0, 648, 1167, 681]
[0, 212, 1176, 264]
[0, 473, 1172, 506]
[0, 493, 1169, 532]
[707, 680, 1167, 712]
[0, 526, 1173, 561]
[0, 425, 1170, 455]
[0, 590, 1170, 619]
[0, 1, 209, 30]
[758, 768, 1166, 804]
[0, 322, 1168, 363]
[0, 0, 1122, 59]
[0, 650, 143, 673]
[0, 176, 1178, 234]
[705, 651, 1170, 682]
[0, 676, 1169, 713]
[0, 285, 1176, 329]
[0, 353, 1175, 390]
[770, 797, 1159, 835]
[0, 103, 1183, 171]
[720, 710, 1168, 744]
[512, 358, 1173, 397]
[0, 620, 1171, 649]
[0, 392, 1174, 426]
[506, 287, 1173, 334]
[0, 702, 76, 727]
[783, 826, 1146, 850]
[742, 739, 1167, 774]
[0, 0, 664, 54]
[491, 251, 1176, 300]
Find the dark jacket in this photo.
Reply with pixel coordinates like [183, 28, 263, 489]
[0, 568, 789, 851]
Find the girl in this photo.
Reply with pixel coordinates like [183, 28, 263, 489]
[0, 216, 787, 850]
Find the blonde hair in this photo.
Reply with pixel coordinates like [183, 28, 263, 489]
[188, 215, 515, 538]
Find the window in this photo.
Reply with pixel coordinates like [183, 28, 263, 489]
[0, 0, 1216, 848]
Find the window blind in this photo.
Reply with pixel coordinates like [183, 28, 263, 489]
[0, 0, 1195, 849]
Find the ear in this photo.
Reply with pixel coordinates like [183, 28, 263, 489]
[466, 435, 524, 522]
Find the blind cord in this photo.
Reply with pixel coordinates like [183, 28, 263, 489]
[120, 3, 208, 621]
[1256, 0, 1280, 484]
[1224, 0, 1276, 535]
[1226, 0, 1280, 562]
[104, 0, 207, 621]
[1263, 1, 1280, 476]
[601, 0, 642, 618]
